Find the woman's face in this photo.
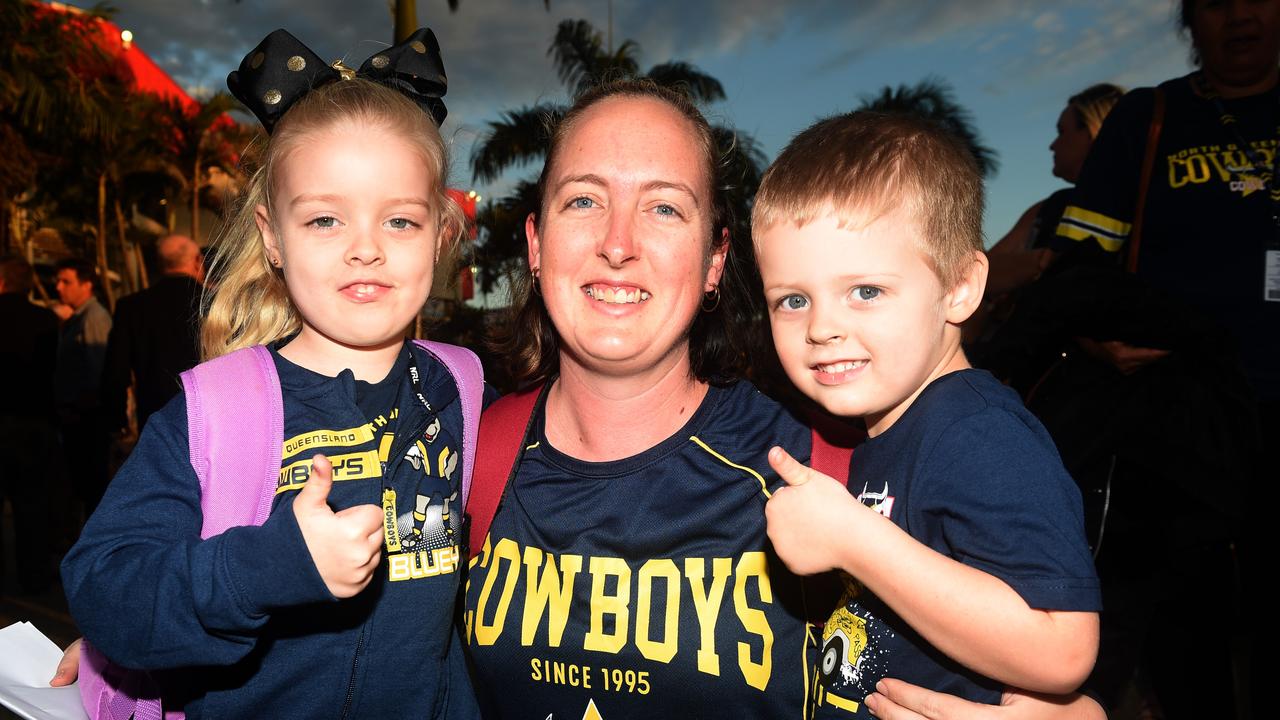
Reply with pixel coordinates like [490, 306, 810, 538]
[1192, 0, 1280, 89]
[1049, 106, 1092, 183]
[526, 95, 726, 379]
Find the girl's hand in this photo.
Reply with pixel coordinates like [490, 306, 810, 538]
[49, 638, 81, 686]
[764, 446, 864, 575]
[864, 679, 1105, 720]
[292, 454, 384, 598]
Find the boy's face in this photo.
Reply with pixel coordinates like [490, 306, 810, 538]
[758, 206, 982, 436]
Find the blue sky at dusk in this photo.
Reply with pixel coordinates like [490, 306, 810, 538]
[65, 0, 1193, 276]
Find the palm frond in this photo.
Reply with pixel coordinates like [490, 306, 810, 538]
[857, 77, 999, 177]
[645, 62, 725, 103]
[470, 103, 565, 183]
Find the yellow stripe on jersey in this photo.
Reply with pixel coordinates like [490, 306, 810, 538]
[824, 690, 861, 713]
[281, 425, 376, 460]
[1056, 206, 1130, 252]
[276, 449, 382, 493]
[689, 436, 772, 499]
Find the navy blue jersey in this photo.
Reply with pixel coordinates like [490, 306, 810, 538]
[463, 381, 820, 719]
[814, 370, 1100, 717]
[63, 341, 478, 719]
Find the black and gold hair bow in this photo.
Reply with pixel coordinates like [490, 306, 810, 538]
[227, 28, 448, 133]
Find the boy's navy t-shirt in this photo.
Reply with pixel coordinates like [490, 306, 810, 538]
[814, 369, 1100, 718]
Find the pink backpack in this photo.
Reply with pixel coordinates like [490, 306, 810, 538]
[78, 341, 484, 720]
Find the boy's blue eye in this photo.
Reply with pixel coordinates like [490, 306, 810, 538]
[855, 286, 881, 301]
[570, 197, 595, 209]
[654, 204, 677, 217]
[781, 294, 808, 310]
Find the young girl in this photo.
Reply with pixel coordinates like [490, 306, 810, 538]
[61, 29, 481, 718]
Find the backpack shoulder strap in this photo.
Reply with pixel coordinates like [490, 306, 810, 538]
[467, 383, 543, 558]
[180, 345, 283, 537]
[808, 411, 863, 482]
[412, 340, 483, 506]
[81, 347, 283, 720]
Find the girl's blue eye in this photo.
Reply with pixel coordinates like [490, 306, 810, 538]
[855, 286, 881, 301]
[310, 216, 337, 229]
[781, 294, 808, 310]
[387, 217, 417, 230]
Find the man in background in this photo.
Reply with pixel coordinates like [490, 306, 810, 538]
[103, 235, 205, 434]
[0, 256, 59, 593]
[53, 258, 112, 519]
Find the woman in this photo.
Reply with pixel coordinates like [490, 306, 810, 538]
[983, 83, 1124, 301]
[1038, 0, 1271, 716]
[460, 79, 1102, 719]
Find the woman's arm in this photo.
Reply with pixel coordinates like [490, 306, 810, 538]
[865, 679, 1105, 720]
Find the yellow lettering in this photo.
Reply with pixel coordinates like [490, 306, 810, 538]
[531, 658, 543, 681]
[1168, 157, 1190, 188]
[584, 556, 630, 654]
[474, 538, 521, 646]
[1186, 154, 1211, 183]
[464, 536, 492, 644]
[686, 557, 731, 676]
[521, 547, 583, 647]
[734, 551, 774, 691]
[635, 559, 681, 663]
[1205, 152, 1235, 181]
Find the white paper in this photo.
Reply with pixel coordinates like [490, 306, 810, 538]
[0, 622, 88, 720]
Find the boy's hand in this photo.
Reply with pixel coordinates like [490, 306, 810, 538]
[764, 446, 863, 575]
[293, 454, 384, 598]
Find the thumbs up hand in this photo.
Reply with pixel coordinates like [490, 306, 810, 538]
[292, 454, 385, 598]
[764, 446, 864, 576]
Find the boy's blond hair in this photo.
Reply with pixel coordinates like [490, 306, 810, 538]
[753, 111, 983, 290]
[201, 78, 465, 361]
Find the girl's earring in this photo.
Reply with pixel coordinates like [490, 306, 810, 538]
[701, 285, 720, 312]
[531, 267, 541, 295]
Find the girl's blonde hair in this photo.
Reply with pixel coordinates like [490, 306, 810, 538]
[201, 78, 465, 360]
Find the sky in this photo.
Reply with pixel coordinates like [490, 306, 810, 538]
[63, 0, 1193, 276]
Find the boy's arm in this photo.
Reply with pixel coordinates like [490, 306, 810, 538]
[765, 447, 1098, 694]
[61, 393, 335, 669]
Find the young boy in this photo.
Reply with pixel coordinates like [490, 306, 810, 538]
[754, 111, 1101, 717]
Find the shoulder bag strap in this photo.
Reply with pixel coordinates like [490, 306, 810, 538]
[1126, 87, 1166, 274]
[466, 383, 544, 558]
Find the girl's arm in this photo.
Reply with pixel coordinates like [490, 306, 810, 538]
[60, 394, 334, 669]
[766, 448, 1097, 694]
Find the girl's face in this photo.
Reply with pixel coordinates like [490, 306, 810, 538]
[1049, 106, 1092, 183]
[258, 123, 442, 360]
[526, 96, 726, 379]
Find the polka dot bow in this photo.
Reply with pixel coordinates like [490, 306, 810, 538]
[227, 28, 448, 133]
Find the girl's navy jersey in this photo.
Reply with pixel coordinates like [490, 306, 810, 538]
[464, 381, 820, 719]
[63, 341, 479, 719]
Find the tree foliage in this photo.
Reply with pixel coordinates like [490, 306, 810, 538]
[856, 77, 999, 178]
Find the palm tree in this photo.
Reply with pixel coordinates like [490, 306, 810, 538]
[469, 18, 761, 289]
[856, 77, 999, 178]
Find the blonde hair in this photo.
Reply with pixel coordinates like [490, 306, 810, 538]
[753, 111, 983, 290]
[201, 79, 465, 360]
[1067, 83, 1125, 138]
